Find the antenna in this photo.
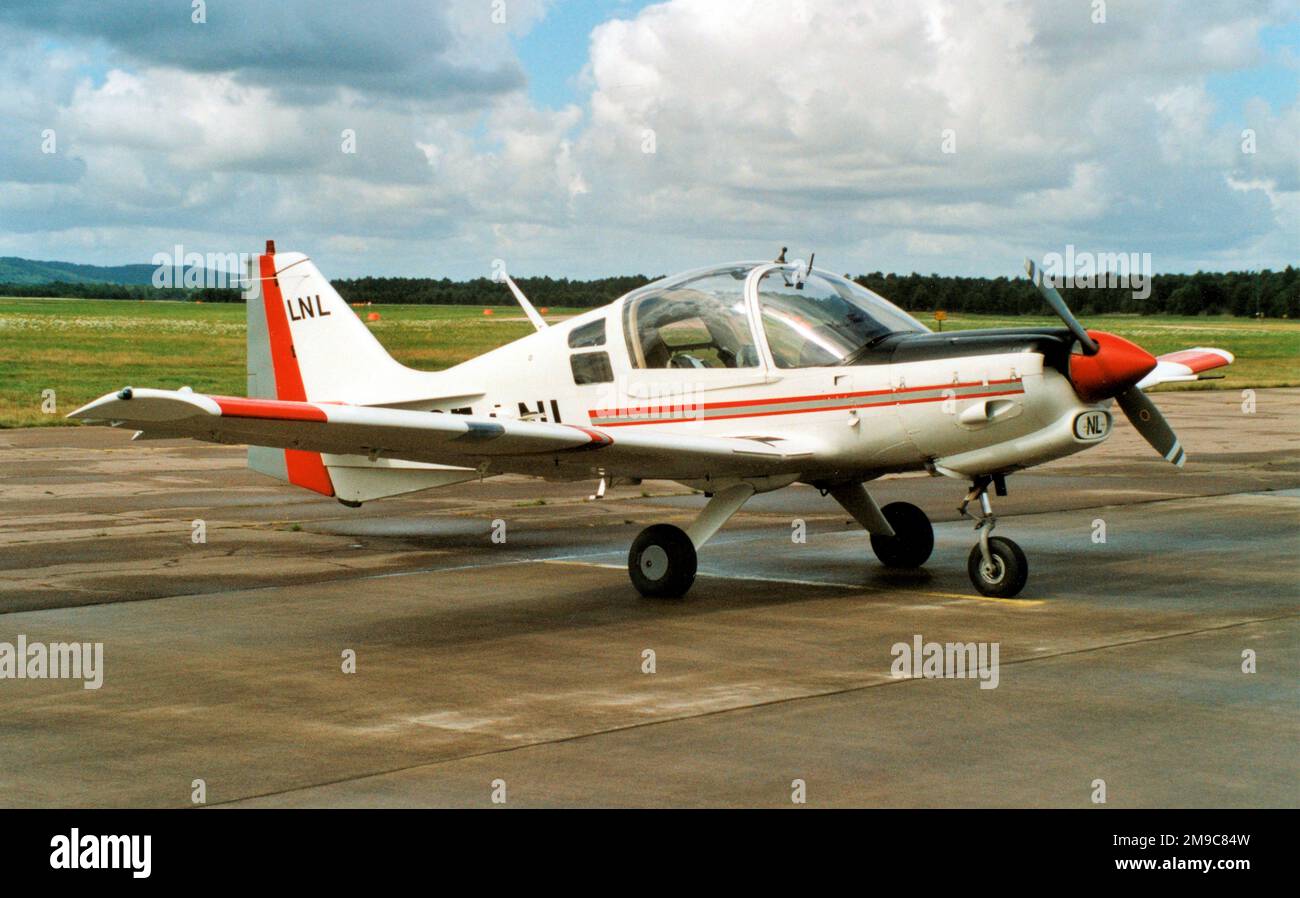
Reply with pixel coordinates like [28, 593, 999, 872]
[502, 273, 548, 332]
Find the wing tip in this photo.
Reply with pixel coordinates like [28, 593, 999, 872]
[65, 388, 221, 424]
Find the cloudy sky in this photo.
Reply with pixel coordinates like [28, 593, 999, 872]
[0, 0, 1296, 279]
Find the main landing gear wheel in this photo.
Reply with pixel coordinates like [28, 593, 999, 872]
[628, 524, 697, 598]
[869, 502, 934, 569]
[967, 536, 1028, 598]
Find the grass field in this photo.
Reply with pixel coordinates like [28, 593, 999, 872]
[2, 297, 1297, 428]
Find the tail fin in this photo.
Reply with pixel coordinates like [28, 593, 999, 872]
[244, 242, 476, 501]
[246, 242, 424, 405]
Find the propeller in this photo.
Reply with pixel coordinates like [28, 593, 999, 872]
[1024, 257, 1185, 467]
[1115, 386, 1185, 467]
[1024, 259, 1099, 355]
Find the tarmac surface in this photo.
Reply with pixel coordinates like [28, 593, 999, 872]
[1, 388, 1297, 807]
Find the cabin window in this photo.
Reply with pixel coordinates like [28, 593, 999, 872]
[568, 318, 607, 348]
[622, 269, 759, 369]
[570, 351, 614, 385]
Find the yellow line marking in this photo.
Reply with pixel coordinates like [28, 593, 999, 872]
[949, 593, 1046, 606]
[544, 560, 623, 571]
[539, 559, 1045, 606]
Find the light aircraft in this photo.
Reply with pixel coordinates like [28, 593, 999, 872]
[71, 242, 1234, 598]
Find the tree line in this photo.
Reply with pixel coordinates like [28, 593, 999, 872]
[1, 266, 1295, 317]
[852, 268, 1298, 318]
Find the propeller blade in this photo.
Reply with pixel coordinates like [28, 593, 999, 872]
[1116, 386, 1185, 467]
[1024, 258, 1100, 355]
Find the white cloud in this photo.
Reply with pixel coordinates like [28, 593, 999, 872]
[0, 0, 1295, 279]
[560, 0, 1298, 275]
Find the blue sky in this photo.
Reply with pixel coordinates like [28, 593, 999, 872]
[513, 1, 654, 109]
[1206, 21, 1300, 127]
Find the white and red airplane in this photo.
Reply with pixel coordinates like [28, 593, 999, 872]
[71, 242, 1234, 598]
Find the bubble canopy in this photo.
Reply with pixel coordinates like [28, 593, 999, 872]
[619, 263, 928, 370]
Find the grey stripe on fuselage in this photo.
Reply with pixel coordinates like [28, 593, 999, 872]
[591, 381, 1022, 425]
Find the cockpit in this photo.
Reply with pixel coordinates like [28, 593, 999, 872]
[621, 266, 761, 369]
[756, 267, 929, 367]
[619, 262, 928, 370]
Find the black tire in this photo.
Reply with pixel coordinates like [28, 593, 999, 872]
[628, 524, 697, 598]
[869, 502, 934, 568]
[967, 536, 1029, 598]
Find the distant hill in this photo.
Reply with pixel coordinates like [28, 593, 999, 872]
[0, 257, 161, 286]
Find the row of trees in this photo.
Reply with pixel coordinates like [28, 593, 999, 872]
[330, 269, 1300, 318]
[852, 268, 1299, 318]
[2, 267, 1296, 317]
[332, 274, 656, 310]
[0, 281, 243, 303]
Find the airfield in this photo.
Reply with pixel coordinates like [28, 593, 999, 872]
[1, 388, 1297, 808]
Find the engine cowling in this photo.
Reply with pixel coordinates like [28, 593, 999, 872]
[1068, 331, 1157, 402]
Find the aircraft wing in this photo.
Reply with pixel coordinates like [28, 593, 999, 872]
[68, 388, 817, 485]
[1135, 347, 1234, 390]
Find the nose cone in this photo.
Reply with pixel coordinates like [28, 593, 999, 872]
[1068, 331, 1157, 402]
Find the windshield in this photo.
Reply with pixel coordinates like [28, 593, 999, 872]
[622, 265, 761, 369]
[757, 269, 928, 368]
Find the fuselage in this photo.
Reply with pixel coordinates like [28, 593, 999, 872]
[412, 261, 1111, 486]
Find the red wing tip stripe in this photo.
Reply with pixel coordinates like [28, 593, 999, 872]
[567, 425, 614, 448]
[213, 396, 328, 422]
[1158, 350, 1231, 372]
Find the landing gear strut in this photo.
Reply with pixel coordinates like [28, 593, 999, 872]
[959, 475, 1028, 598]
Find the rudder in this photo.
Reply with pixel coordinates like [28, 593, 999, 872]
[245, 242, 335, 496]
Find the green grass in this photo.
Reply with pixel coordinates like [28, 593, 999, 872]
[0, 298, 566, 427]
[2, 298, 1297, 428]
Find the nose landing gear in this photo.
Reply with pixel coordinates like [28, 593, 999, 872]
[959, 475, 1028, 598]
